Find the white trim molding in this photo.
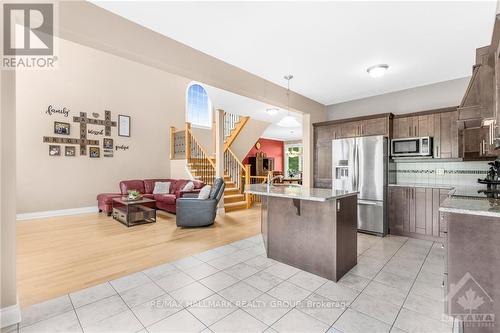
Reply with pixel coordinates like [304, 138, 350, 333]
[0, 303, 21, 328]
[16, 206, 99, 221]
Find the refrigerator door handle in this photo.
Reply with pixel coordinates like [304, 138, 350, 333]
[358, 200, 383, 206]
[353, 142, 358, 190]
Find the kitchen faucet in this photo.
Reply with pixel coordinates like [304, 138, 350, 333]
[267, 174, 284, 191]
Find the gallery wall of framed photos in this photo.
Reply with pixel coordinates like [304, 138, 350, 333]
[43, 107, 131, 159]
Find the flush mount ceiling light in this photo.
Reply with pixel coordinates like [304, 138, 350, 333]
[367, 64, 389, 78]
[278, 75, 301, 128]
[266, 108, 279, 116]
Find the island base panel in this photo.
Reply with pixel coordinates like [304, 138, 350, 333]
[262, 195, 357, 281]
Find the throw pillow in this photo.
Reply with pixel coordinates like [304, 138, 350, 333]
[182, 181, 195, 191]
[153, 182, 171, 194]
[198, 185, 212, 200]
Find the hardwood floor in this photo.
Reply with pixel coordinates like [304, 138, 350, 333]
[17, 207, 261, 307]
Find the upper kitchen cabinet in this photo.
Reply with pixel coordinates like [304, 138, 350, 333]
[435, 110, 460, 159]
[313, 113, 392, 188]
[340, 121, 362, 138]
[361, 116, 390, 136]
[393, 107, 459, 159]
[313, 113, 392, 140]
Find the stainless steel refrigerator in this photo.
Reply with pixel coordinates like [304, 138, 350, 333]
[332, 135, 388, 236]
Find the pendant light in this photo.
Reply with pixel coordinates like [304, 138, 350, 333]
[278, 75, 301, 128]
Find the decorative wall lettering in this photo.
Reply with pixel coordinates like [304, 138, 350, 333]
[88, 129, 104, 136]
[43, 109, 123, 158]
[43, 136, 99, 146]
[72, 111, 116, 155]
[46, 105, 70, 117]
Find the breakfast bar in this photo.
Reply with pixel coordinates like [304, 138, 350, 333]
[245, 184, 358, 281]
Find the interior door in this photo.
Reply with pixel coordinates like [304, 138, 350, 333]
[356, 136, 385, 201]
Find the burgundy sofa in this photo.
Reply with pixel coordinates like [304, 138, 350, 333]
[97, 179, 204, 215]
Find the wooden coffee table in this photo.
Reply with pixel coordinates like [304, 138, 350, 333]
[112, 197, 156, 227]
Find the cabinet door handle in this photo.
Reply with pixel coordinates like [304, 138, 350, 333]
[480, 142, 483, 156]
[415, 126, 417, 137]
[437, 146, 440, 158]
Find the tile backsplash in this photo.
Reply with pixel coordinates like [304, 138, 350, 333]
[390, 161, 491, 185]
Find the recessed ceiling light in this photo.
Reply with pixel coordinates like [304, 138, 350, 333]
[367, 64, 389, 78]
[266, 108, 279, 115]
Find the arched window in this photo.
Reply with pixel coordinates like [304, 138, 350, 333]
[186, 83, 211, 128]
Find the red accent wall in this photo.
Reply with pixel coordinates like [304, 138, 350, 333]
[243, 138, 284, 172]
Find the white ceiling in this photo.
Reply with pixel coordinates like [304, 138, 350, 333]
[205, 84, 303, 141]
[93, 1, 496, 105]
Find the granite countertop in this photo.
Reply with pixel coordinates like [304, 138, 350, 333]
[439, 197, 500, 218]
[244, 184, 357, 202]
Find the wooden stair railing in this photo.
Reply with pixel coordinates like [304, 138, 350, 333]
[185, 122, 216, 185]
[223, 112, 250, 152]
[224, 148, 253, 208]
[169, 126, 186, 159]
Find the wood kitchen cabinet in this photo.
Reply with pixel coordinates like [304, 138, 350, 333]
[434, 110, 459, 159]
[313, 114, 392, 187]
[393, 108, 459, 159]
[340, 121, 361, 138]
[389, 186, 450, 242]
[359, 117, 389, 136]
[313, 141, 332, 188]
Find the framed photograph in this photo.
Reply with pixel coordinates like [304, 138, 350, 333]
[49, 145, 61, 156]
[54, 121, 70, 135]
[65, 146, 76, 157]
[103, 138, 113, 149]
[89, 147, 100, 158]
[118, 115, 130, 137]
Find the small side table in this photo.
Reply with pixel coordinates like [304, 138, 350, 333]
[112, 197, 156, 227]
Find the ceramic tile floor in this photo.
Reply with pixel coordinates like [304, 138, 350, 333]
[10, 233, 455, 333]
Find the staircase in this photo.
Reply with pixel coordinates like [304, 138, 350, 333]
[171, 114, 250, 212]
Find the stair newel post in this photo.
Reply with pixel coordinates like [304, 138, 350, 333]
[245, 164, 251, 208]
[185, 122, 191, 162]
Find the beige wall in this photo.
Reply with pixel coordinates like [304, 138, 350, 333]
[1, 70, 19, 322]
[231, 118, 271, 161]
[16, 38, 190, 213]
[327, 77, 469, 120]
[191, 127, 214, 156]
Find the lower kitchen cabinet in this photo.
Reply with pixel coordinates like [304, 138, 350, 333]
[442, 211, 500, 332]
[389, 186, 450, 241]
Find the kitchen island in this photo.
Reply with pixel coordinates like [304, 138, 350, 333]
[245, 184, 358, 281]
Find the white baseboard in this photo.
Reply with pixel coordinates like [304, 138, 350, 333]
[16, 206, 99, 221]
[0, 303, 21, 328]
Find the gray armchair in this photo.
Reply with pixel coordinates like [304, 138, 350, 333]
[176, 177, 225, 227]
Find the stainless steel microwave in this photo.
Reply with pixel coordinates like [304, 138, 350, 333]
[391, 137, 433, 157]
